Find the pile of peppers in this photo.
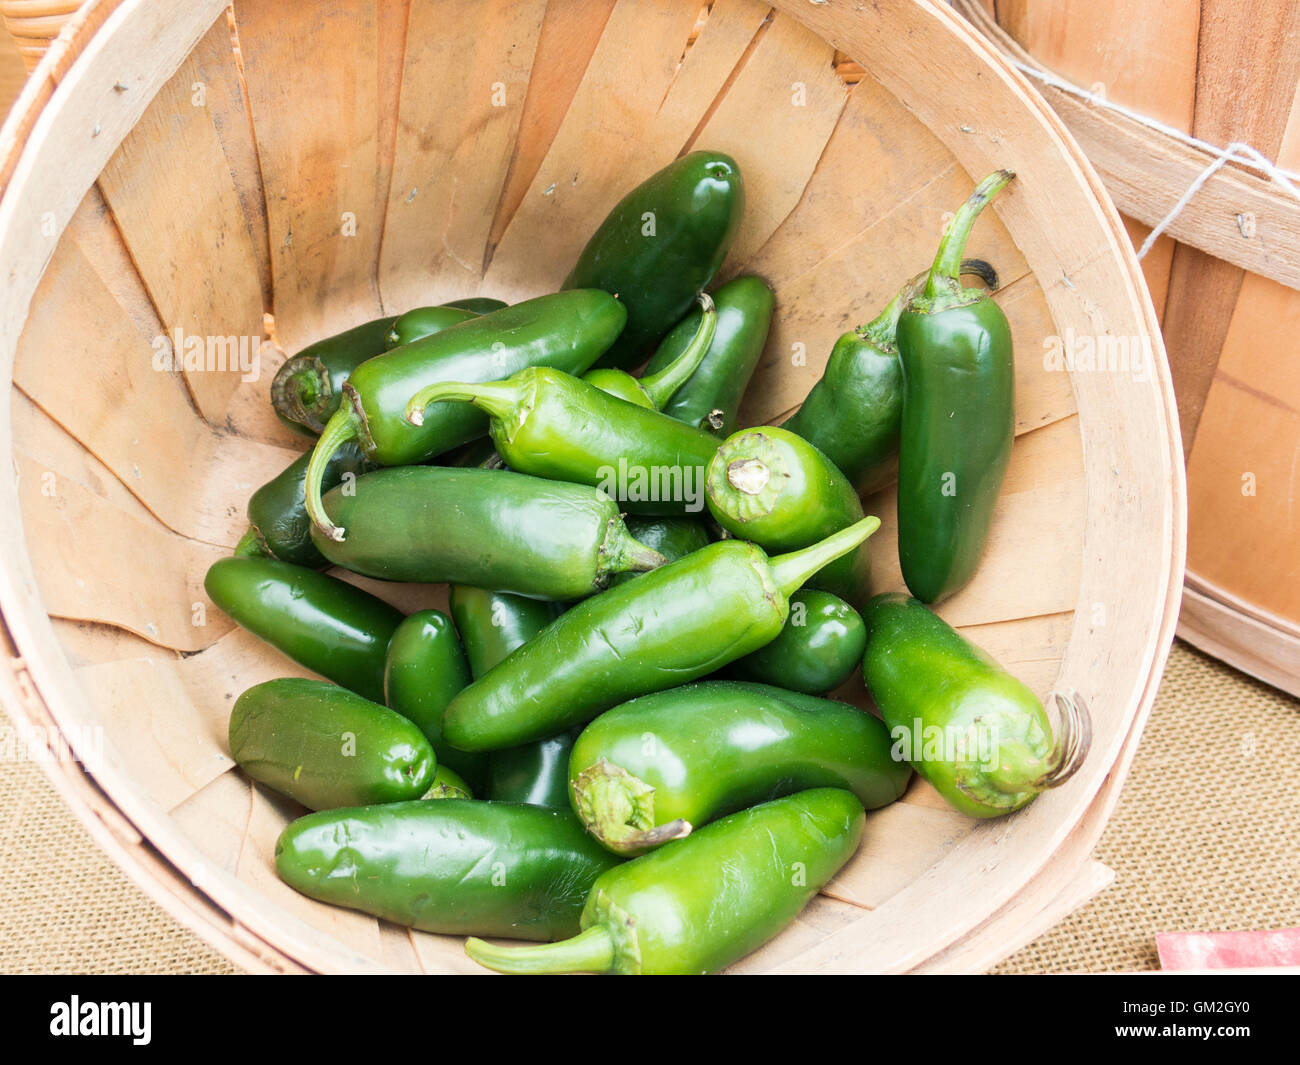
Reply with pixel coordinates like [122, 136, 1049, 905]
[207, 153, 1091, 975]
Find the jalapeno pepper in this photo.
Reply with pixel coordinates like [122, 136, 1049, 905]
[581, 294, 716, 410]
[897, 172, 1016, 603]
[382, 303, 486, 350]
[568, 680, 908, 855]
[640, 275, 774, 435]
[406, 367, 721, 517]
[229, 678, 436, 809]
[423, 764, 473, 799]
[465, 788, 864, 974]
[730, 589, 865, 694]
[310, 466, 664, 599]
[784, 261, 997, 495]
[440, 515, 880, 752]
[383, 609, 487, 791]
[487, 729, 580, 809]
[204, 557, 402, 703]
[607, 516, 711, 586]
[705, 425, 871, 607]
[304, 290, 626, 541]
[862, 593, 1090, 818]
[238, 443, 371, 568]
[275, 799, 623, 940]
[564, 151, 744, 370]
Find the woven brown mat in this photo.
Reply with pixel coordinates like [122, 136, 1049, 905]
[0, 639, 1296, 974]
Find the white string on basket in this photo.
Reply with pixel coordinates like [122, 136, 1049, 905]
[996, 51, 1300, 259]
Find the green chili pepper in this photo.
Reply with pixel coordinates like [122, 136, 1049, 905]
[581, 294, 716, 409]
[382, 303, 486, 350]
[441, 515, 881, 752]
[783, 261, 997, 495]
[383, 609, 487, 791]
[569, 680, 908, 855]
[229, 678, 436, 809]
[641, 275, 774, 436]
[406, 367, 721, 517]
[423, 764, 473, 799]
[730, 589, 865, 694]
[237, 443, 372, 568]
[204, 557, 402, 703]
[466, 788, 864, 974]
[897, 172, 1016, 603]
[309, 466, 665, 599]
[442, 297, 510, 314]
[705, 425, 871, 607]
[304, 290, 626, 541]
[271, 315, 399, 437]
[275, 799, 623, 940]
[487, 729, 580, 809]
[607, 516, 711, 586]
[862, 594, 1090, 818]
[564, 151, 744, 370]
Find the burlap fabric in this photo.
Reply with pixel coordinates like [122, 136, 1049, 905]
[0, 639, 1294, 974]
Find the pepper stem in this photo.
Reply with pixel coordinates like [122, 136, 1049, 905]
[768, 516, 881, 597]
[270, 355, 330, 433]
[304, 406, 360, 542]
[924, 170, 1014, 302]
[639, 293, 717, 409]
[405, 378, 519, 427]
[857, 274, 920, 351]
[599, 519, 668, 580]
[465, 926, 616, 975]
[571, 758, 693, 855]
[233, 527, 270, 559]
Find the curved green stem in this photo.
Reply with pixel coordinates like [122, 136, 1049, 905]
[304, 406, 361, 542]
[639, 293, 718, 408]
[405, 378, 520, 427]
[465, 926, 616, 975]
[924, 170, 1015, 302]
[768, 516, 881, 597]
[856, 274, 921, 351]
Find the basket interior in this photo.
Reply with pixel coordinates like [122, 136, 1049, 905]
[2, 0, 1178, 973]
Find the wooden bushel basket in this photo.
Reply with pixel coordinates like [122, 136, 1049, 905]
[0, 0, 1184, 973]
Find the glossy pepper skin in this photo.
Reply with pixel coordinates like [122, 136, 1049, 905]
[424, 764, 474, 799]
[641, 275, 774, 435]
[569, 680, 908, 855]
[487, 729, 580, 809]
[384, 301, 504, 348]
[731, 589, 866, 694]
[564, 151, 744, 370]
[271, 314, 399, 436]
[275, 799, 623, 940]
[582, 293, 716, 409]
[897, 172, 1016, 603]
[229, 678, 436, 810]
[304, 290, 626, 541]
[607, 516, 711, 586]
[383, 609, 487, 791]
[440, 516, 881, 752]
[310, 466, 664, 599]
[239, 442, 371, 568]
[406, 367, 721, 517]
[705, 425, 872, 607]
[204, 557, 401, 703]
[466, 789, 864, 974]
[862, 594, 1090, 818]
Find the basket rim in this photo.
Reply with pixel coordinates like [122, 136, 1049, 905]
[0, 0, 1187, 974]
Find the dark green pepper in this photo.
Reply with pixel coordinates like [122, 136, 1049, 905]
[204, 557, 402, 703]
[271, 315, 399, 436]
[237, 443, 371, 568]
[383, 609, 487, 791]
[487, 729, 579, 809]
[304, 290, 626, 541]
[705, 425, 871, 607]
[275, 799, 623, 940]
[441, 515, 881, 752]
[607, 516, 711, 586]
[564, 151, 743, 370]
[382, 303, 486, 350]
[309, 466, 665, 599]
[441, 297, 510, 314]
[897, 172, 1016, 603]
[407, 367, 720, 518]
[229, 678, 435, 809]
[582, 294, 716, 409]
[569, 680, 908, 855]
[730, 589, 865, 694]
[862, 594, 1090, 818]
[465, 788, 864, 974]
[424, 764, 473, 799]
[641, 275, 774, 435]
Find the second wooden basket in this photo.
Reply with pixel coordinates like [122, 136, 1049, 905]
[0, 0, 1184, 972]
